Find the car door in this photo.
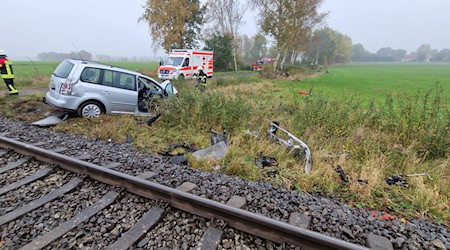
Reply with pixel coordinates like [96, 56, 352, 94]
[106, 70, 138, 113]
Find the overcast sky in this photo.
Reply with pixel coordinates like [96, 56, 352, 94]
[3, 0, 450, 60]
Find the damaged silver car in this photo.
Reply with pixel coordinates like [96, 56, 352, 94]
[45, 59, 177, 118]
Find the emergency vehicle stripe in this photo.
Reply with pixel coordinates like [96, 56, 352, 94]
[193, 52, 213, 56]
[171, 52, 188, 55]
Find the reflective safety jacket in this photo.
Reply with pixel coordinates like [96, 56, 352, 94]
[0, 58, 14, 79]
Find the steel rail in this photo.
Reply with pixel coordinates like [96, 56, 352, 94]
[0, 136, 368, 250]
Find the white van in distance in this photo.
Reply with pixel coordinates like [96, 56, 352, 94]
[158, 49, 213, 80]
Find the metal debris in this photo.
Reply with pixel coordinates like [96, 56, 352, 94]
[159, 143, 195, 154]
[357, 179, 369, 185]
[146, 113, 162, 126]
[335, 165, 349, 183]
[210, 130, 228, 145]
[385, 175, 409, 187]
[31, 112, 68, 127]
[192, 141, 228, 161]
[268, 121, 312, 174]
[264, 170, 279, 177]
[386, 173, 433, 188]
[256, 155, 278, 168]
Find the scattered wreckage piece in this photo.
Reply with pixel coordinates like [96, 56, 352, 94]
[335, 165, 349, 183]
[334, 165, 368, 185]
[210, 130, 228, 145]
[193, 141, 228, 161]
[256, 153, 279, 177]
[158, 143, 197, 166]
[133, 111, 162, 126]
[268, 122, 312, 175]
[385, 173, 433, 187]
[264, 170, 279, 177]
[255, 155, 278, 168]
[31, 112, 69, 127]
[357, 179, 368, 185]
[193, 130, 229, 161]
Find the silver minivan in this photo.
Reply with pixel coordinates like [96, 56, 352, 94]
[45, 59, 177, 118]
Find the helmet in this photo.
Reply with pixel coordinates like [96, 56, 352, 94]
[197, 66, 203, 71]
[0, 50, 6, 56]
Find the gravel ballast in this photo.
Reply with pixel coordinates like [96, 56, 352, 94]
[0, 116, 449, 249]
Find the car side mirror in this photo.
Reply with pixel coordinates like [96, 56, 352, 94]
[164, 82, 174, 96]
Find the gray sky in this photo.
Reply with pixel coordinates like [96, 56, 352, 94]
[3, 0, 450, 60]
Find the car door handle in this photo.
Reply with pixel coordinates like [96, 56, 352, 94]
[103, 91, 109, 94]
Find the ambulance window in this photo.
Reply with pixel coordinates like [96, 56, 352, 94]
[192, 55, 202, 66]
[182, 58, 189, 67]
[166, 57, 183, 66]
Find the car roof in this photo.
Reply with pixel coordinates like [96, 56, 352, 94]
[65, 59, 149, 78]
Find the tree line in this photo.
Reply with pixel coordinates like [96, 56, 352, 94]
[352, 44, 450, 62]
[141, 0, 450, 71]
[37, 50, 93, 61]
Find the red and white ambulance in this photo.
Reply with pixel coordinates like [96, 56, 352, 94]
[158, 49, 213, 80]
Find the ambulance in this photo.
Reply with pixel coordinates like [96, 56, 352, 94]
[158, 49, 214, 80]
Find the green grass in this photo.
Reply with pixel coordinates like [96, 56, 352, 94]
[284, 63, 450, 102]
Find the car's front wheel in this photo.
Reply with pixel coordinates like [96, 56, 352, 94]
[77, 101, 104, 118]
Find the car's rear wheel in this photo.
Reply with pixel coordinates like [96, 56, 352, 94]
[77, 101, 104, 118]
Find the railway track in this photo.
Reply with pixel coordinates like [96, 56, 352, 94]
[0, 135, 367, 250]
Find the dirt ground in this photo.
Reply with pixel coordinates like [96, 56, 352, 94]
[0, 87, 47, 97]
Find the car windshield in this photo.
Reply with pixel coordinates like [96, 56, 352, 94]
[165, 57, 183, 66]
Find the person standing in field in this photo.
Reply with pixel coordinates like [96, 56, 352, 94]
[0, 50, 19, 95]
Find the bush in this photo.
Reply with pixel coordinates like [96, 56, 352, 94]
[162, 88, 251, 133]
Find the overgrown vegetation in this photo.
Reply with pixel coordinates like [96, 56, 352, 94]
[1, 63, 449, 225]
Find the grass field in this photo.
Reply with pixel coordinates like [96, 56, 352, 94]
[1, 62, 449, 225]
[285, 63, 450, 101]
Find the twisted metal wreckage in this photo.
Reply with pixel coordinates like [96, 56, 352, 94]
[268, 121, 312, 175]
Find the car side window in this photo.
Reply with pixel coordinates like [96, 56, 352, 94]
[102, 70, 113, 87]
[138, 77, 161, 93]
[80, 68, 101, 84]
[164, 82, 174, 95]
[112, 72, 136, 91]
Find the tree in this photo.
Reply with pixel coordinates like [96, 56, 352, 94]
[141, 0, 205, 52]
[376, 47, 395, 61]
[204, 34, 234, 71]
[433, 49, 450, 62]
[95, 54, 112, 61]
[250, 34, 268, 61]
[307, 27, 352, 65]
[416, 44, 432, 62]
[391, 49, 407, 62]
[205, 0, 249, 71]
[253, 0, 327, 69]
[351, 44, 367, 61]
[238, 34, 253, 65]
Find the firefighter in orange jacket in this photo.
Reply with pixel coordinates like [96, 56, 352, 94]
[0, 50, 19, 95]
